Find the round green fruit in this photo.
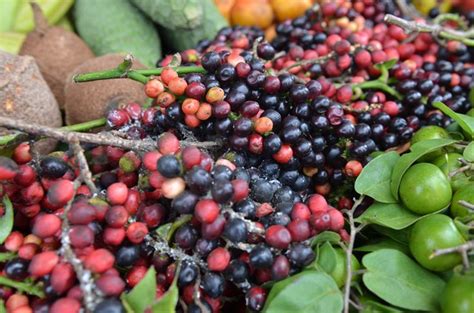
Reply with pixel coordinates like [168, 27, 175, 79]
[450, 184, 474, 218]
[433, 153, 471, 192]
[399, 163, 452, 214]
[441, 273, 474, 313]
[411, 126, 450, 161]
[409, 214, 465, 272]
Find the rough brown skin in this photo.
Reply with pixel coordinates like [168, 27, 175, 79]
[0, 52, 62, 128]
[64, 54, 147, 125]
[19, 3, 94, 108]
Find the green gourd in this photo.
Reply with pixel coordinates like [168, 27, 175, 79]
[74, 0, 161, 67]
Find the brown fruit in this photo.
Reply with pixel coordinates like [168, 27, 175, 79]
[64, 54, 147, 125]
[19, 3, 94, 108]
[231, 0, 274, 29]
[0, 51, 62, 129]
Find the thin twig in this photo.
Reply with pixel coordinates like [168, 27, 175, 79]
[458, 200, 474, 211]
[70, 138, 98, 195]
[0, 116, 219, 151]
[431, 240, 474, 270]
[60, 179, 102, 312]
[449, 164, 473, 178]
[384, 14, 474, 46]
[342, 196, 365, 313]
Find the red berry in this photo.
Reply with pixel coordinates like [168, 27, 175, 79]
[160, 67, 178, 85]
[103, 227, 126, 246]
[246, 286, 267, 311]
[51, 263, 75, 294]
[344, 160, 363, 177]
[271, 255, 290, 281]
[69, 225, 94, 248]
[12, 143, 32, 164]
[287, 219, 310, 242]
[291, 203, 311, 221]
[105, 205, 129, 228]
[207, 247, 231, 272]
[336, 85, 353, 103]
[265, 225, 292, 249]
[248, 134, 263, 154]
[32, 214, 61, 238]
[272, 144, 293, 164]
[4, 232, 24, 252]
[126, 222, 149, 244]
[310, 211, 331, 231]
[307, 194, 328, 214]
[143, 151, 162, 171]
[21, 181, 44, 205]
[383, 101, 399, 116]
[0, 156, 19, 180]
[144, 79, 164, 98]
[126, 265, 148, 287]
[195, 199, 220, 224]
[28, 251, 59, 277]
[47, 179, 74, 207]
[107, 182, 129, 205]
[328, 209, 345, 231]
[96, 274, 125, 296]
[50, 298, 81, 313]
[18, 243, 38, 260]
[201, 215, 226, 240]
[14, 165, 36, 187]
[107, 109, 130, 127]
[84, 249, 115, 274]
[181, 146, 202, 170]
[138, 203, 165, 228]
[158, 132, 180, 155]
[231, 179, 249, 202]
[354, 49, 372, 68]
[67, 203, 96, 225]
[161, 177, 186, 199]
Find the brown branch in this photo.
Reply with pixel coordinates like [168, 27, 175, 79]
[431, 240, 474, 270]
[342, 196, 365, 313]
[0, 116, 219, 151]
[384, 14, 474, 46]
[70, 138, 98, 195]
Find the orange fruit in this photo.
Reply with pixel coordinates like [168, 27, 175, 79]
[265, 25, 277, 41]
[270, 0, 313, 22]
[231, 0, 274, 29]
[214, 0, 235, 22]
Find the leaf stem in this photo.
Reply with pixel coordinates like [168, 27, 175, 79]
[0, 276, 44, 298]
[342, 195, 365, 313]
[354, 80, 402, 100]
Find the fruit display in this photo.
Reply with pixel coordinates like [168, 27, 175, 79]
[0, 0, 473, 313]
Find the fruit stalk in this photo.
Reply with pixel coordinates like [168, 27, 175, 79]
[431, 240, 474, 270]
[342, 196, 366, 313]
[384, 14, 474, 46]
[0, 116, 218, 151]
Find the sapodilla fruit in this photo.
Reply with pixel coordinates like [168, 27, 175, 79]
[64, 54, 147, 125]
[19, 3, 94, 107]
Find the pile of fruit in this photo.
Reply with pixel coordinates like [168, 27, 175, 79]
[0, 0, 473, 313]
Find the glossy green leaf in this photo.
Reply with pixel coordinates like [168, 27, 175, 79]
[370, 225, 410, 245]
[310, 231, 341, 248]
[433, 101, 474, 139]
[156, 214, 192, 242]
[390, 138, 458, 200]
[355, 202, 445, 230]
[374, 59, 397, 71]
[263, 271, 343, 313]
[0, 276, 44, 298]
[355, 152, 399, 203]
[469, 88, 474, 106]
[151, 264, 179, 313]
[362, 249, 445, 311]
[354, 238, 409, 255]
[316, 242, 338, 274]
[0, 252, 16, 263]
[360, 300, 404, 313]
[463, 141, 474, 162]
[0, 196, 14, 244]
[122, 267, 157, 313]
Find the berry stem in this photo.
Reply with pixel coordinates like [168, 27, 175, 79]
[354, 80, 402, 100]
[0, 118, 107, 146]
[70, 138, 98, 195]
[0, 276, 45, 298]
[384, 14, 474, 46]
[0, 116, 219, 151]
[431, 240, 474, 270]
[342, 195, 365, 313]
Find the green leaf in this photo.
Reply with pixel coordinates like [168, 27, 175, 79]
[469, 88, 474, 106]
[362, 249, 445, 311]
[354, 238, 409, 255]
[360, 300, 404, 313]
[263, 271, 343, 313]
[390, 138, 458, 200]
[151, 264, 179, 313]
[355, 202, 446, 230]
[0, 196, 14, 244]
[355, 152, 399, 203]
[463, 141, 474, 162]
[0, 300, 5, 313]
[433, 101, 474, 139]
[0, 252, 16, 263]
[0, 276, 44, 298]
[316, 242, 338, 274]
[156, 214, 192, 242]
[122, 267, 157, 313]
[370, 225, 410, 245]
[374, 59, 397, 71]
[310, 231, 341, 248]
